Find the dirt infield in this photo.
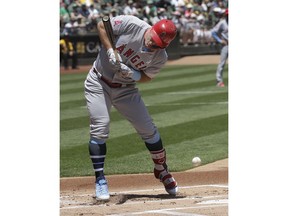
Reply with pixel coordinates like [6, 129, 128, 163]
[60, 55, 228, 215]
[60, 159, 228, 216]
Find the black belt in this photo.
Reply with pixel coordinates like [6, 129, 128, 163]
[93, 68, 134, 88]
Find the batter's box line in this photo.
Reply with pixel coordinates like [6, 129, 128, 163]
[108, 195, 228, 206]
[107, 204, 228, 216]
[110, 184, 228, 195]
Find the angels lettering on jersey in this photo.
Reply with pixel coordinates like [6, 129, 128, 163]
[116, 44, 148, 71]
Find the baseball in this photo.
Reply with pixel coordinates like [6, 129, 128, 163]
[192, 157, 201, 166]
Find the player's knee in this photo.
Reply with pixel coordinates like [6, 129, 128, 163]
[89, 118, 110, 139]
[90, 116, 110, 127]
[90, 137, 106, 145]
[144, 131, 160, 144]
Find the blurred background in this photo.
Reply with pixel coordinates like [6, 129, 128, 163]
[59, 0, 228, 64]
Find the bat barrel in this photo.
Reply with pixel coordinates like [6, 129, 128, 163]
[102, 16, 115, 49]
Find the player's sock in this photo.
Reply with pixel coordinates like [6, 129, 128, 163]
[89, 139, 106, 179]
[145, 139, 177, 193]
[149, 148, 168, 178]
[145, 138, 167, 177]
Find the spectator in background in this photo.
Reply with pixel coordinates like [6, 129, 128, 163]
[171, 0, 185, 8]
[60, 2, 70, 29]
[60, 33, 78, 70]
[79, 3, 90, 19]
[70, 4, 83, 21]
[59, 0, 227, 48]
[206, 0, 218, 9]
[155, 0, 172, 11]
[214, 7, 225, 22]
[88, 4, 100, 19]
[123, 0, 139, 16]
[196, 13, 211, 44]
[182, 13, 199, 46]
[78, 3, 91, 32]
[97, 2, 112, 18]
[110, 8, 119, 17]
[67, 0, 82, 13]
[83, 0, 93, 7]
[211, 8, 228, 87]
[88, 4, 100, 20]
[193, 0, 204, 14]
[63, 18, 79, 35]
[171, 10, 185, 33]
[184, 3, 193, 18]
[201, 0, 210, 12]
[143, 0, 157, 25]
[88, 3, 100, 29]
[150, 7, 167, 25]
[216, 0, 226, 9]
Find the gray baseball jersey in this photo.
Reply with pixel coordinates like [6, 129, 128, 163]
[84, 15, 168, 143]
[211, 18, 228, 43]
[93, 15, 168, 84]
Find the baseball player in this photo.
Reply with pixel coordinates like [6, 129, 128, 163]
[211, 8, 228, 87]
[84, 15, 178, 200]
[60, 33, 78, 69]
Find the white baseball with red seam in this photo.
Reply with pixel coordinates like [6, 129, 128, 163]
[192, 157, 201, 166]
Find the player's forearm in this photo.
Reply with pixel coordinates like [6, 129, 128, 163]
[211, 31, 222, 43]
[97, 21, 113, 50]
[137, 71, 152, 83]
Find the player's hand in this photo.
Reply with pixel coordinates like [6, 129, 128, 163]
[119, 63, 141, 81]
[107, 48, 122, 68]
[119, 63, 134, 78]
[221, 40, 228, 45]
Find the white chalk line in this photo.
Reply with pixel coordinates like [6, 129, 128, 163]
[113, 184, 228, 195]
[80, 101, 228, 110]
[121, 196, 228, 206]
[198, 199, 228, 205]
[149, 210, 205, 216]
[146, 102, 228, 106]
[163, 91, 225, 95]
[108, 204, 228, 216]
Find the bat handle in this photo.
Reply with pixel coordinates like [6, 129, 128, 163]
[113, 49, 120, 63]
[102, 16, 110, 22]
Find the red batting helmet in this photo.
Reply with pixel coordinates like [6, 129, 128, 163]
[150, 19, 177, 48]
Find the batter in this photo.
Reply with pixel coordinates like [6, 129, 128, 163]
[84, 15, 178, 200]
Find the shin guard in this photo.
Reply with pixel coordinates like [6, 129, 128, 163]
[149, 148, 177, 194]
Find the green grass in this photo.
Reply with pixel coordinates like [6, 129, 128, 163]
[60, 64, 228, 177]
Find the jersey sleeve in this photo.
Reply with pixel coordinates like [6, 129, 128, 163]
[211, 21, 222, 34]
[110, 15, 150, 36]
[211, 19, 228, 42]
[142, 51, 168, 79]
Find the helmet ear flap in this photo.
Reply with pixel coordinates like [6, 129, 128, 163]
[151, 19, 177, 48]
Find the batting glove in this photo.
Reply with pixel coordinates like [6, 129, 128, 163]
[119, 63, 141, 81]
[107, 48, 122, 68]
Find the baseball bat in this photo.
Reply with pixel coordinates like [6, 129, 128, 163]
[102, 16, 120, 63]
